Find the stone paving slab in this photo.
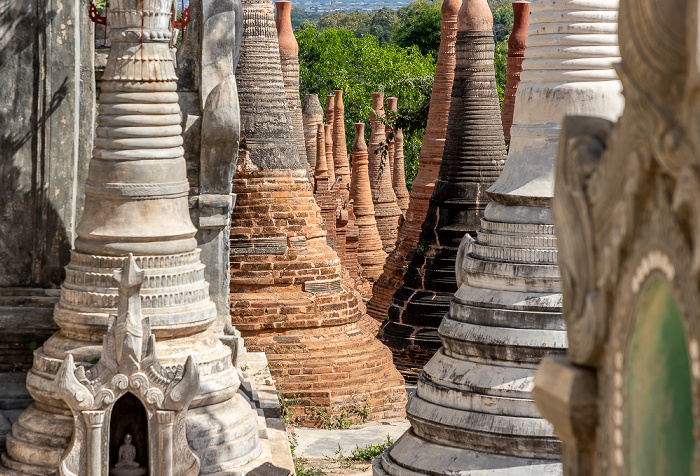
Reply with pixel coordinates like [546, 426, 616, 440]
[290, 418, 411, 460]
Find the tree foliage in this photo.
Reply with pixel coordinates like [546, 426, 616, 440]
[296, 25, 435, 184]
[392, 0, 442, 59]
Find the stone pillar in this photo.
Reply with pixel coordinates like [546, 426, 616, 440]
[501, 1, 529, 147]
[368, 93, 402, 254]
[156, 411, 175, 476]
[0, 0, 94, 425]
[231, 0, 406, 428]
[276, 1, 307, 167]
[374, 0, 623, 474]
[379, 0, 506, 383]
[351, 123, 388, 296]
[366, 0, 461, 325]
[0, 0, 265, 472]
[83, 411, 105, 476]
[392, 127, 410, 216]
[303, 94, 324, 177]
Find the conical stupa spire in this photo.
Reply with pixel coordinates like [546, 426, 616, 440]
[376, 0, 624, 473]
[501, 1, 529, 146]
[366, 0, 462, 324]
[379, 0, 506, 382]
[368, 93, 402, 254]
[231, 0, 406, 427]
[392, 127, 410, 216]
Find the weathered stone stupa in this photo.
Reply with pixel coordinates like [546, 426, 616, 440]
[0, 0, 269, 472]
[230, 0, 406, 427]
[375, 0, 624, 474]
[379, 0, 506, 382]
[368, 93, 403, 254]
[302, 94, 324, 176]
[366, 0, 461, 324]
[534, 0, 698, 474]
[350, 123, 388, 296]
[392, 127, 410, 216]
[276, 1, 308, 166]
[501, 0, 529, 147]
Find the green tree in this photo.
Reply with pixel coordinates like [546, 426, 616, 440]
[296, 25, 435, 185]
[368, 8, 398, 44]
[490, 0, 515, 43]
[316, 11, 373, 37]
[392, 0, 442, 59]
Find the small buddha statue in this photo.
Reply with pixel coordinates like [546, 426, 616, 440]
[110, 433, 146, 476]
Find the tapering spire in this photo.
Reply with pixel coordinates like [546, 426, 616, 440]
[379, 0, 506, 382]
[366, 0, 462, 325]
[501, 1, 530, 146]
[392, 126, 410, 216]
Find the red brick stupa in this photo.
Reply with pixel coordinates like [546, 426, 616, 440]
[367, 0, 462, 324]
[231, 0, 406, 426]
[350, 123, 387, 297]
[393, 127, 410, 216]
[379, 0, 507, 382]
[368, 92, 402, 254]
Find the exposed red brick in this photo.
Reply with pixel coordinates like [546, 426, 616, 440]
[501, 1, 529, 147]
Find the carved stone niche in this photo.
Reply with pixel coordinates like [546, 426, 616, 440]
[56, 255, 200, 476]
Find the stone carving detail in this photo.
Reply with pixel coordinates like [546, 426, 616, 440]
[366, 0, 461, 325]
[533, 0, 700, 474]
[56, 256, 200, 476]
[379, 0, 506, 383]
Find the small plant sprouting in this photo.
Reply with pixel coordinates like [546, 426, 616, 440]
[415, 239, 429, 255]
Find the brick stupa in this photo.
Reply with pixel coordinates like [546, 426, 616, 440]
[302, 94, 324, 178]
[392, 127, 410, 216]
[379, 0, 507, 382]
[366, 0, 461, 324]
[385, 97, 398, 185]
[350, 123, 387, 297]
[501, 1, 529, 147]
[276, 1, 308, 167]
[368, 93, 403, 254]
[231, 0, 406, 427]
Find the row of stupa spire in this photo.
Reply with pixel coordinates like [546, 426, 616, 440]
[0, 0, 625, 473]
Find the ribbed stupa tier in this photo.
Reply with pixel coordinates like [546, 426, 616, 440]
[276, 1, 308, 169]
[326, 93, 335, 140]
[374, 1, 624, 474]
[303, 94, 324, 176]
[0, 0, 265, 473]
[368, 93, 402, 254]
[392, 128, 410, 216]
[385, 97, 398, 185]
[366, 0, 461, 325]
[231, 0, 406, 428]
[379, 0, 506, 383]
[350, 123, 387, 296]
[502, 1, 529, 147]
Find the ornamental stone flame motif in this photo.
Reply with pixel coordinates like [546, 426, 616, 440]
[378, 0, 506, 383]
[56, 256, 200, 476]
[366, 0, 461, 325]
